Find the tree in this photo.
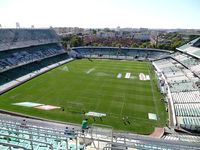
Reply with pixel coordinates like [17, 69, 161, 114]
[61, 36, 71, 48]
[92, 29, 97, 35]
[140, 42, 148, 48]
[70, 35, 83, 47]
[103, 28, 111, 32]
[131, 43, 139, 48]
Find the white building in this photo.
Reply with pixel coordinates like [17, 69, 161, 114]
[133, 32, 150, 41]
[96, 31, 115, 38]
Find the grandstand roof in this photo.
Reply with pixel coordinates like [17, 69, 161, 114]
[177, 37, 200, 59]
[0, 28, 59, 52]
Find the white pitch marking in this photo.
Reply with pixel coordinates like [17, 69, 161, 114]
[86, 68, 95, 74]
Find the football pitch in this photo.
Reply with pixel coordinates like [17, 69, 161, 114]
[0, 59, 167, 134]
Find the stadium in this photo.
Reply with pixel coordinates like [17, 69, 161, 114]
[0, 28, 200, 149]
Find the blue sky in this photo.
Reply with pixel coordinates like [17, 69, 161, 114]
[0, 0, 199, 29]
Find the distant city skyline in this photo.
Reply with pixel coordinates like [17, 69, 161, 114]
[0, 0, 200, 29]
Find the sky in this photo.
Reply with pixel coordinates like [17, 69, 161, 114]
[0, 0, 199, 29]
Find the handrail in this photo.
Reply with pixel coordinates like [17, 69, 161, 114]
[0, 121, 76, 139]
[0, 133, 53, 150]
[0, 142, 28, 150]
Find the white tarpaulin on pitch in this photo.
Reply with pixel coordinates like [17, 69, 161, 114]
[125, 72, 131, 79]
[85, 111, 106, 117]
[117, 73, 122, 78]
[148, 113, 157, 120]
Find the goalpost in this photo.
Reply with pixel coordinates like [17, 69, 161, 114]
[66, 102, 86, 113]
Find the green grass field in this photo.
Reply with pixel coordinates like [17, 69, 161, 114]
[0, 59, 167, 134]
